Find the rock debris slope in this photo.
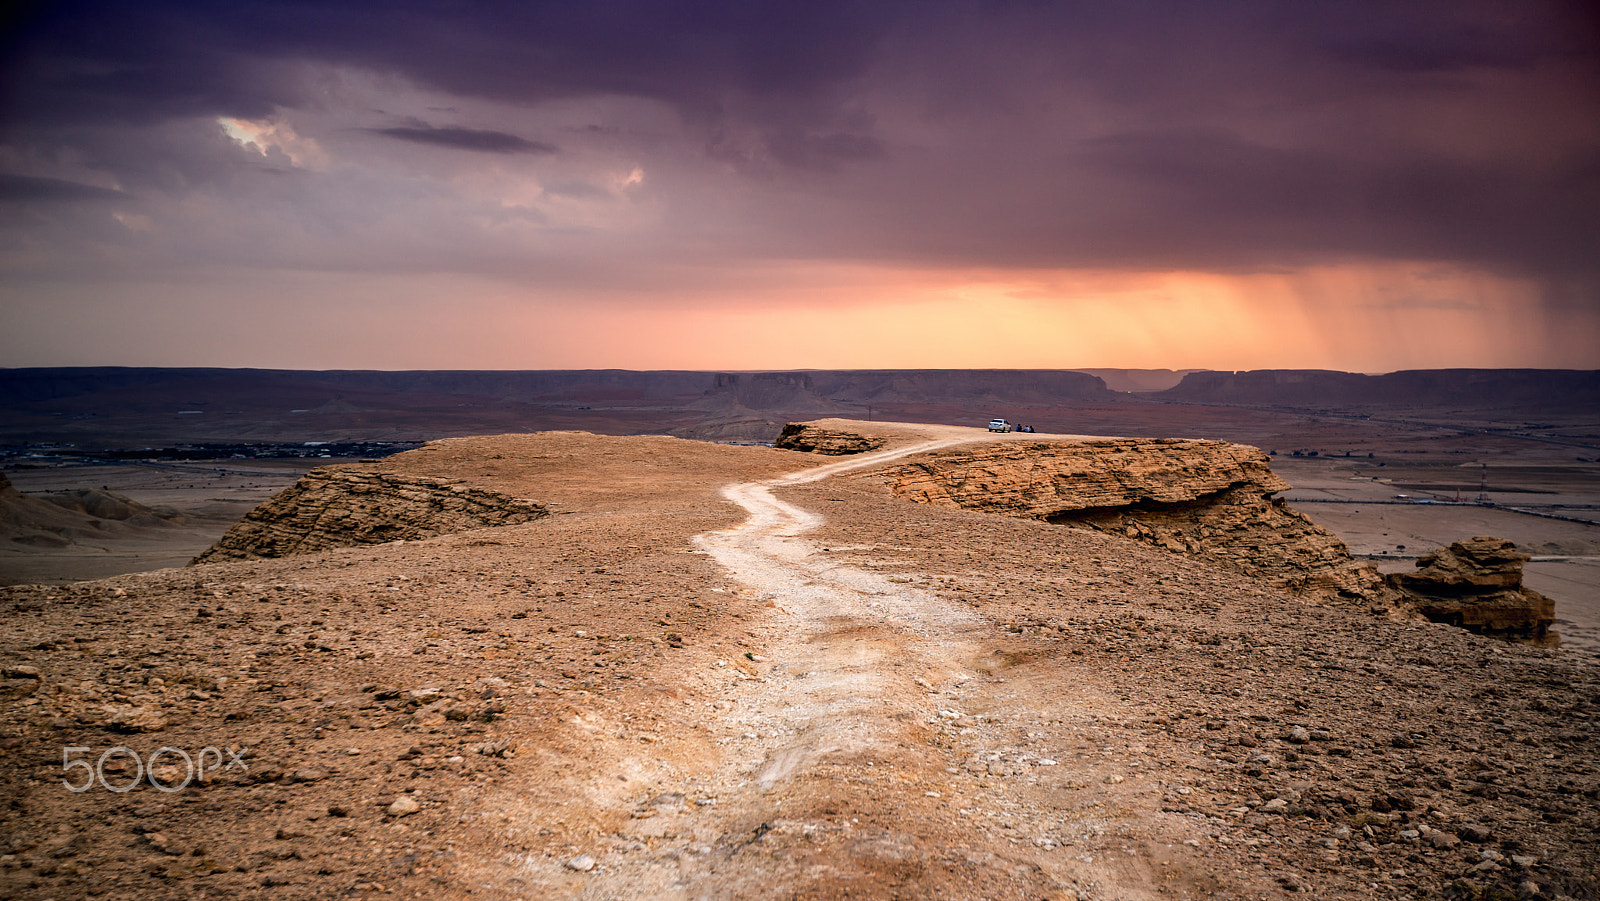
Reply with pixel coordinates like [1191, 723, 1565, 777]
[193, 466, 547, 563]
[881, 438, 1392, 605]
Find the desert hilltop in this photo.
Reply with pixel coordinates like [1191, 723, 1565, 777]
[0, 420, 1594, 900]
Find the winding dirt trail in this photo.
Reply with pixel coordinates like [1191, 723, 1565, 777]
[575, 430, 1208, 900]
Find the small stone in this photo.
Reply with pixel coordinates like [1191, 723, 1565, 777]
[474, 739, 518, 758]
[1104, 774, 1124, 784]
[288, 768, 327, 784]
[1285, 727, 1311, 744]
[1260, 798, 1289, 813]
[3, 665, 41, 680]
[148, 764, 187, 787]
[386, 796, 421, 817]
[104, 705, 167, 733]
[1429, 831, 1460, 850]
[564, 854, 596, 872]
[327, 805, 349, 817]
[1457, 823, 1493, 843]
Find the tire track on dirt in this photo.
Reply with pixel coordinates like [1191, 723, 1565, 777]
[575, 430, 1198, 900]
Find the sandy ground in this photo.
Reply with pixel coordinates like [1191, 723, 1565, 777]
[2, 425, 1596, 900]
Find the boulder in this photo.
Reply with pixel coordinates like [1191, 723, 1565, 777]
[776, 423, 886, 456]
[1386, 537, 1556, 644]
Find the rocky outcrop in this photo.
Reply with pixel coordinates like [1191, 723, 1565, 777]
[883, 439, 1393, 603]
[1387, 537, 1557, 643]
[776, 422, 887, 455]
[192, 468, 547, 564]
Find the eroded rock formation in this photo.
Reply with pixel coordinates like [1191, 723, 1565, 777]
[776, 422, 887, 455]
[883, 439, 1393, 604]
[193, 468, 547, 563]
[1387, 537, 1557, 643]
[1, 471, 182, 549]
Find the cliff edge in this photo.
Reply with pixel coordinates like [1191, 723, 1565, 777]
[878, 437, 1392, 604]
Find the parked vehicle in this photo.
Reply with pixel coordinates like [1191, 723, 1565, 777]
[988, 418, 1012, 432]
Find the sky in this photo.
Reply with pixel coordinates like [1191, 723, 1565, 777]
[1, 0, 1597, 372]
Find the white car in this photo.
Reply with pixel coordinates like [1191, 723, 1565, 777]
[988, 418, 1012, 432]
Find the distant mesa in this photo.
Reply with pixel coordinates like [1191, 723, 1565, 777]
[1074, 368, 1203, 393]
[7, 366, 1594, 449]
[1157, 368, 1600, 411]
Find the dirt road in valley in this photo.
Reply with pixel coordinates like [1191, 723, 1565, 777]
[568, 432, 1225, 900]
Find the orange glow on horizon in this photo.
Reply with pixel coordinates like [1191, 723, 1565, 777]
[1, 260, 1590, 372]
[503, 261, 1576, 373]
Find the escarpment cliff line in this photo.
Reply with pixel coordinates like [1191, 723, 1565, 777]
[192, 468, 547, 564]
[879, 438, 1393, 604]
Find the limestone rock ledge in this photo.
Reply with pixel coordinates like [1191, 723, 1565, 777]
[884, 439, 1393, 604]
[776, 423, 887, 455]
[1387, 537, 1557, 644]
[192, 468, 547, 564]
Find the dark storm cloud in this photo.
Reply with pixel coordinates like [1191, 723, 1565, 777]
[1309, 1, 1598, 73]
[0, 0, 1596, 287]
[762, 128, 884, 172]
[0, 0, 899, 127]
[1069, 129, 1600, 277]
[0, 173, 126, 202]
[365, 124, 556, 154]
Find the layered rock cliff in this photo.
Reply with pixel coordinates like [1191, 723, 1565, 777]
[193, 468, 548, 564]
[1387, 537, 1556, 643]
[880, 438, 1393, 604]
